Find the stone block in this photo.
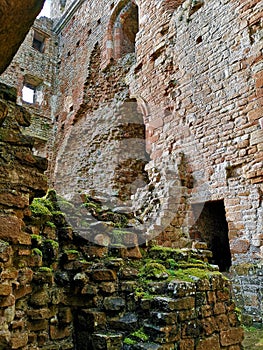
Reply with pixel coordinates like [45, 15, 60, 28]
[0, 215, 31, 245]
[103, 296, 126, 311]
[196, 334, 220, 350]
[0, 294, 15, 307]
[92, 269, 117, 281]
[14, 285, 32, 299]
[120, 281, 137, 292]
[201, 316, 217, 336]
[29, 289, 50, 307]
[230, 239, 250, 254]
[145, 324, 179, 344]
[108, 313, 138, 331]
[91, 333, 122, 350]
[153, 296, 195, 311]
[150, 311, 177, 325]
[28, 319, 49, 331]
[179, 339, 195, 350]
[10, 332, 28, 349]
[50, 325, 71, 340]
[0, 284, 12, 296]
[100, 282, 117, 293]
[27, 308, 51, 320]
[250, 129, 263, 145]
[120, 266, 139, 279]
[220, 328, 244, 346]
[214, 302, 226, 315]
[181, 320, 201, 339]
[77, 309, 106, 332]
[58, 307, 73, 324]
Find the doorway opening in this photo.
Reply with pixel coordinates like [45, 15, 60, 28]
[191, 200, 232, 272]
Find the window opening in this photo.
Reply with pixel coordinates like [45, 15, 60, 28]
[191, 200, 232, 272]
[114, 2, 139, 58]
[22, 85, 36, 104]
[32, 31, 46, 53]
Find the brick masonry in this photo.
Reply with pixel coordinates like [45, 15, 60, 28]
[0, 0, 262, 328]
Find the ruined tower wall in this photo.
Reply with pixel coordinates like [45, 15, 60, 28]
[51, 0, 263, 262]
[0, 17, 58, 157]
[50, 0, 149, 207]
[49, 0, 263, 322]
[131, 0, 263, 263]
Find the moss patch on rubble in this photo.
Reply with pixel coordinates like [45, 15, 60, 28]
[243, 327, 263, 349]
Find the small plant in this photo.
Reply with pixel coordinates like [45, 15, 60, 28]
[45, 239, 59, 249]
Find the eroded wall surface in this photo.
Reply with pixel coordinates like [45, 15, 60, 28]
[0, 0, 262, 326]
[0, 17, 58, 157]
[48, 0, 263, 322]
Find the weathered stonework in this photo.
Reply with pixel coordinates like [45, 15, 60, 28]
[0, 17, 58, 158]
[0, 0, 45, 74]
[40, 0, 262, 323]
[0, 0, 262, 346]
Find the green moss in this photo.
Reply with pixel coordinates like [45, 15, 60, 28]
[65, 249, 79, 255]
[167, 258, 177, 269]
[168, 267, 221, 282]
[140, 262, 168, 279]
[38, 267, 53, 273]
[149, 246, 182, 259]
[52, 211, 66, 217]
[31, 234, 42, 245]
[45, 239, 59, 249]
[131, 328, 149, 342]
[32, 248, 43, 257]
[46, 221, 56, 229]
[30, 198, 52, 217]
[123, 338, 136, 345]
[134, 287, 153, 300]
[0, 240, 9, 247]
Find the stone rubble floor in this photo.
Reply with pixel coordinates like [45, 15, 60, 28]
[243, 328, 263, 349]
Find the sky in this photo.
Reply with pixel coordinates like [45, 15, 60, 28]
[38, 0, 51, 18]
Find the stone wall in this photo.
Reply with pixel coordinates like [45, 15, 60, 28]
[46, 0, 263, 322]
[1, 0, 262, 328]
[0, 17, 58, 157]
[0, 83, 48, 348]
[0, 83, 244, 348]
[131, 0, 263, 262]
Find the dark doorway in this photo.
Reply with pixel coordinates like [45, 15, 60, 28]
[191, 200, 232, 272]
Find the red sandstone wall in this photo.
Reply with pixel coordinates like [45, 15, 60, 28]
[131, 0, 263, 263]
[0, 17, 57, 157]
[50, 0, 263, 267]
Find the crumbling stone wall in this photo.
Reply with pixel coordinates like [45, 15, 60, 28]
[131, 0, 263, 261]
[0, 83, 244, 348]
[47, 0, 263, 322]
[0, 0, 45, 74]
[0, 83, 48, 348]
[1, 0, 262, 327]
[0, 17, 58, 157]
